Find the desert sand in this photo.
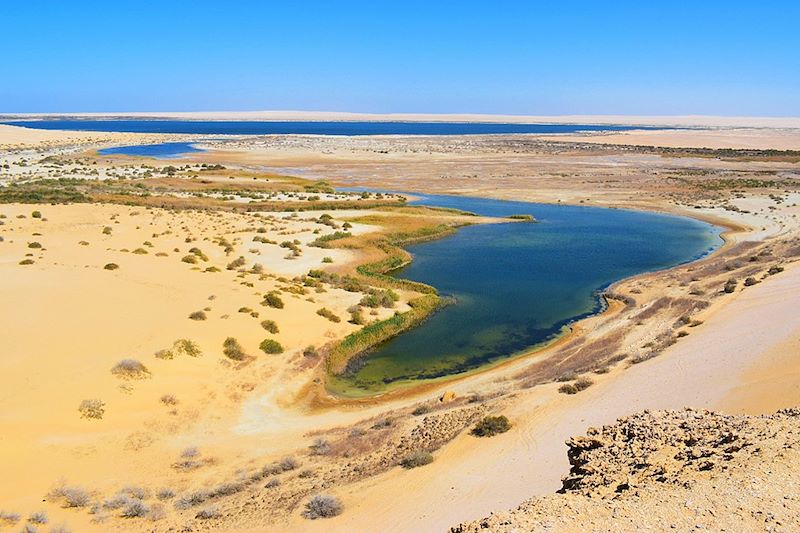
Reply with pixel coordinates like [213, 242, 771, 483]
[1, 121, 800, 531]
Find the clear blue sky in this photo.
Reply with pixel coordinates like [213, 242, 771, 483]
[2, 1, 798, 115]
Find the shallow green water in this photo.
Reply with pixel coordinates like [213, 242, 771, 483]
[332, 194, 722, 395]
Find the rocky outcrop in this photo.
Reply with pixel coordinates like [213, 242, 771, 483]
[451, 408, 800, 532]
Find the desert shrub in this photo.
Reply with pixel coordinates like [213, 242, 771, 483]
[48, 485, 90, 508]
[400, 450, 433, 469]
[0, 511, 20, 525]
[102, 226, 112, 235]
[302, 494, 343, 519]
[28, 511, 48, 524]
[174, 339, 201, 357]
[262, 292, 284, 309]
[360, 289, 399, 308]
[181, 254, 198, 264]
[723, 278, 737, 293]
[322, 256, 333, 263]
[111, 359, 151, 380]
[259, 338, 284, 354]
[556, 372, 578, 383]
[132, 248, 148, 255]
[303, 345, 318, 358]
[558, 383, 578, 394]
[309, 438, 331, 456]
[260, 320, 279, 333]
[744, 276, 759, 286]
[316, 307, 340, 323]
[226, 256, 246, 270]
[156, 488, 175, 501]
[412, 404, 432, 416]
[223, 337, 246, 360]
[279, 456, 298, 471]
[195, 507, 220, 520]
[78, 399, 105, 420]
[348, 305, 365, 325]
[19, 259, 34, 265]
[120, 500, 150, 518]
[265, 478, 280, 488]
[574, 377, 593, 390]
[31, 210, 42, 218]
[189, 310, 207, 321]
[238, 306, 253, 313]
[205, 266, 220, 272]
[160, 394, 178, 406]
[471, 415, 511, 437]
[103, 263, 119, 270]
[28, 241, 42, 249]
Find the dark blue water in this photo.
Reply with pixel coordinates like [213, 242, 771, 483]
[97, 142, 204, 158]
[333, 194, 721, 394]
[3, 120, 660, 136]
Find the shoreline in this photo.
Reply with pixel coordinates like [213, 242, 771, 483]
[315, 188, 734, 404]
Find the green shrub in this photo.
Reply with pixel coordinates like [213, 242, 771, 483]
[260, 320, 279, 333]
[31, 210, 42, 218]
[259, 338, 284, 354]
[400, 450, 434, 469]
[262, 293, 284, 309]
[317, 308, 340, 323]
[223, 337, 246, 360]
[471, 415, 511, 437]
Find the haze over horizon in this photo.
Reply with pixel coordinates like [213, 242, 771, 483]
[2, 1, 799, 116]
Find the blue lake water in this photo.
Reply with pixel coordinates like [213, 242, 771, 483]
[332, 194, 722, 395]
[97, 142, 205, 158]
[4, 120, 663, 136]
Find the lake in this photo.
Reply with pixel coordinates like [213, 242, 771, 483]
[4, 120, 663, 136]
[97, 142, 205, 158]
[330, 194, 722, 395]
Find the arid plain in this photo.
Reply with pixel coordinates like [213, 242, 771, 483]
[2, 119, 800, 532]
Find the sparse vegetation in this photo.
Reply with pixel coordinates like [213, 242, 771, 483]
[78, 399, 105, 420]
[104, 262, 119, 270]
[316, 307, 341, 323]
[223, 337, 246, 360]
[472, 415, 511, 437]
[259, 338, 284, 354]
[260, 320, 279, 333]
[110, 359, 151, 380]
[400, 450, 434, 469]
[189, 310, 207, 320]
[302, 494, 343, 519]
[262, 292, 284, 309]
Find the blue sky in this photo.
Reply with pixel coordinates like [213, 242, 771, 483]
[2, 1, 798, 115]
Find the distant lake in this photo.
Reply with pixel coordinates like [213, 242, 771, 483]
[3, 120, 660, 136]
[97, 142, 204, 158]
[330, 194, 722, 395]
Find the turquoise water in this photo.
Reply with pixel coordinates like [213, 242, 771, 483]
[97, 142, 204, 158]
[335, 194, 722, 394]
[4, 120, 665, 136]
